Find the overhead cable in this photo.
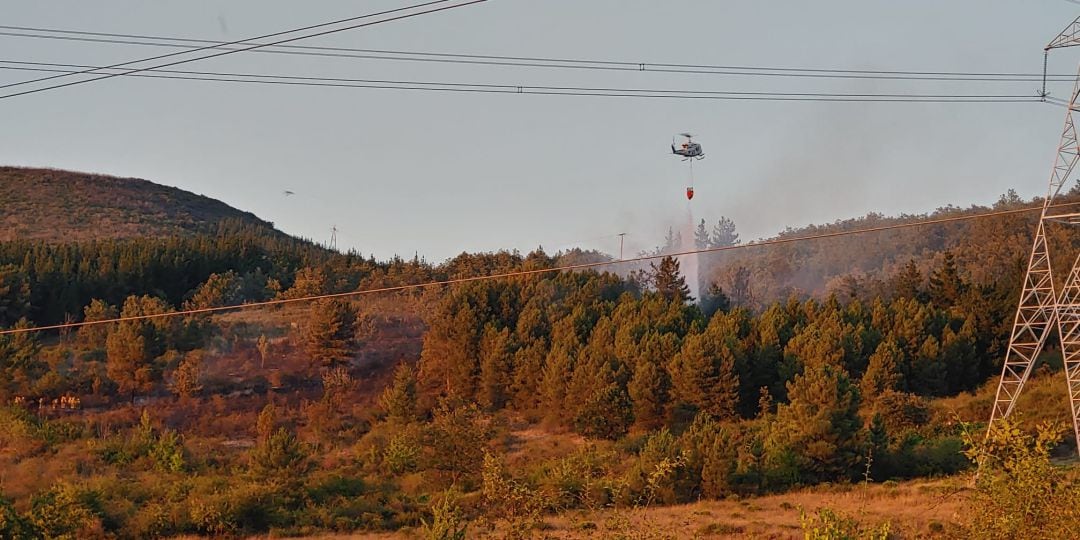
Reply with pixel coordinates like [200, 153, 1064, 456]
[0, 61, 1042, 103]
[0, 0, 488, 100]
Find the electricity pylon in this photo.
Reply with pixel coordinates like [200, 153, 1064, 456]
[989, 16, 1080, 453]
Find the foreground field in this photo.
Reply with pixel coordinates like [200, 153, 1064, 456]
[219, 477, 965, 539]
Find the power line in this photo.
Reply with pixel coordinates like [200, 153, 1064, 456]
[0, 1, 457, 92]
[0, 25, 1074, 83]
[0, 0, 488, 101]
[0, 62, 1042, 103]
[0, 202, 1060, 336]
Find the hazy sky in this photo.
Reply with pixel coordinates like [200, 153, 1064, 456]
[1, 1, 1076, 261]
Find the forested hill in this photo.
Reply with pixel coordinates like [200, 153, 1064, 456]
[0, 167, 280, 241]
[696, 189, 1080, 308]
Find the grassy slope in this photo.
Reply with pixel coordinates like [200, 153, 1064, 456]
[0, 166, 278, 241]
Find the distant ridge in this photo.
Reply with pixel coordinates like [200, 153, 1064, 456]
[0, 166, 281, 241]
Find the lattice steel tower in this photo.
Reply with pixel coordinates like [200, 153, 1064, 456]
[989, 16, 1080, 453]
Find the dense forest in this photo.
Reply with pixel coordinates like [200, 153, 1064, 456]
[2, 177, 1079, 537]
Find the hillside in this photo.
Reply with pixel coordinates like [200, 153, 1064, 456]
[691, 190, 1080, 308]
[3, 178, 1080, 538]
[0, 166, 280, 241]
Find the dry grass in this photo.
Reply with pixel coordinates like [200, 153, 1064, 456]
[535, 477, 969, 539]
[212, 477, 969, 539]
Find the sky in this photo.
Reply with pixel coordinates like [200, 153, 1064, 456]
[1, 0, 1077, 262]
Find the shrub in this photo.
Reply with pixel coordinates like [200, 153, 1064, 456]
[384, 430, 421, 474]
[420, 491, 467, 540]
[251, 428, 311, 480]
[28, 483, 106, 539]
[0, 494, 37, 539]
[961, 419, 1080, 539]
[800, 507, 890, 540]
[150, 430, 186, 473]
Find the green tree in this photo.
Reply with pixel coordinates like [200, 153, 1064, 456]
[573, 383, 634, 440]
[669, 330, 739, 420]
[651, 256, 692, 303]
[76, 299, 116, 350]
[628, 352, 670, 430]
[860, 339, 903, 401]
[694, 219, 711, 249]
[418, 302, 480, 400]
[283, 266, 329, 299]
[711, 216, 740, 247]
[251, 427, 310, 481]
[891, 259, 925, 301]
[928, 251, 965, 307]
[170, 349, 204, 399]
[184, 271, 242, 310]
[427, 402, 491, 484]
[304, 300, 356, 368]
[256, 402, 277, 442]
[105, 321, 151, 402]
[477, 325, 512, 411]
[539, 345, 575, 424]
[0, 264, 30, 328]
[768, 364, 863, 483]
[381, 362, 419, 423]
[0, 318, 43, 389]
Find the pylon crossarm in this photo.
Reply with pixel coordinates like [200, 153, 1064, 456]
[1045, 113, 1080, 202]
[1048, 16, 1080, 50]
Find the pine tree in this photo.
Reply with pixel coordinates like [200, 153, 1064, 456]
[304, 300, 356, 368]
[651, 256, 692, 303]
[860, 339, 903, 401]
[695, 219, 711, 249]
[669, 331, 739, 420]
[381, 362, 419, 423]
[891, 260, 924, 301]
[928, 251, 965, 307]
[184, 271, 242, 310]
[478, 325, 512, 411]
[700, 283, 731, 318]
[77, 299, 116, 350]
[0, 318, 43, 383]
[628, 354, 670, 430]
[662, 227, 681, 253]
[539, 345, 574, 424]
[428, 402, 491, 484]
[283, 266, 329, 299]
[768, 364, 862, 482]
[256, 402, 277, 442]
[0, 264, 30, 327]
[725, 266, 753, 307]
[418, 303, 480, 400]
[106, 322, 151, 402]
[170, 350, 203, 399]
[711, 217, 740, 247]
[573, 383, 634, 440]
[942, 318, 980, 394]
[909, 335, 947, 396]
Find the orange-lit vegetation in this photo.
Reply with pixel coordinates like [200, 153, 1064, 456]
[2, 169, 1080, 538]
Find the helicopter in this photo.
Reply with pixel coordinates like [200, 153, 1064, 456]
[671, 133, 703, 200]
[671, 133, 704, 160]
